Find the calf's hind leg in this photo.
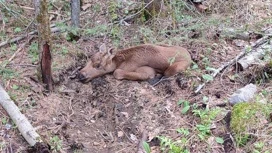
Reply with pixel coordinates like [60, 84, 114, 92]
[113, 66, 156, 81]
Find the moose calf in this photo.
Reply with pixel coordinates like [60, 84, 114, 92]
[78, 44, 192, 83]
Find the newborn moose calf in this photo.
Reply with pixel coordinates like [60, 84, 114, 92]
[78, 44, 192, 83]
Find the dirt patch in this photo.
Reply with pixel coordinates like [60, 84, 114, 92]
[1, 0, 272, 152]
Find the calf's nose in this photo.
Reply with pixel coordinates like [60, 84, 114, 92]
[77, 72, 86, 82]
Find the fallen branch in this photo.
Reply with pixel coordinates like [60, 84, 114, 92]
[237, 40, 272, 71]
[19, 5, 62, 15]
[2, 36, 34, 68]
[0, 11, 90, 48]
[0, 85, 41, 146]
[194, 35, 272, 93]
[0, 24, 58, 48]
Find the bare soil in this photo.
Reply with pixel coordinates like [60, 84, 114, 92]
[1, 0, 272, 153]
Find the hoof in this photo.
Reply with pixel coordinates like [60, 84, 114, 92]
[148, 76, 166, 85]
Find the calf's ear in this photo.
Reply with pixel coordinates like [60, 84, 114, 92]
[107, 48, 116, 55]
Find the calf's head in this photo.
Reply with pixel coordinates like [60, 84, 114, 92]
[78, 44, 116, 82]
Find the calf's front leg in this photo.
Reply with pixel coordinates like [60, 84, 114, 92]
[113, 66, 156, 81]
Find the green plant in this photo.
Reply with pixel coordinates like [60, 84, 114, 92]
[193, 108, 221, 125]
[1, 116, 8, 125]
[108, 0, 119, 21]
[12, 84, 19, 90]
[14, 27, 21, 33]
[50, 136, 63, 151]
[230, 102, 272, 146]
[84, 24, 107, 36]
[178, 99, 190, 114]
[143, 141, 151, 153]
[0, 142, 5, 151]
[10, 43, 17, 51]
[254, 141, 264, 151]
[73, 150, 84, 153]
[196, 124, 210, 140]
[28, 42, 39, 63]
[191, 62, 199, 70]
[61, 46, 68, 55]
[176, 128, 190, 136]
[0, 67, 18, 80]
[202, 74, 213, 81]
[192, 107, 222, 140]
[201, 57, 210, 68]
[157, 136, 189, 153]
[110, 25, 121, 38]
[215, 137, 224, 144]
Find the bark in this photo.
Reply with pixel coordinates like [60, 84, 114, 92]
[68, 0, 81, 41]
[34, 0, 53, 91]
[41, 42, 53, 90]
[71, 0, 80, 28]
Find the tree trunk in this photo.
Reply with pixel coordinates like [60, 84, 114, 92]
[68, 0, 81, 41]
[34, 0, 53, 91]
[71, 0, 80, 28]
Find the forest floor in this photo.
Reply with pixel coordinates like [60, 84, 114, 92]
[1, 0, 272, 153]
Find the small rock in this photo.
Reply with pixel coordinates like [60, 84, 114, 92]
[120, 112, 129, 118]
[5, 124, 12, 130]
[207, 136, 215, 146]
[93, 142, 100, 146]
[117, 131, 124, 137]
[229, 83, 257, 105]
[210, 123, 217, 130]
[130, 134, 138, 143]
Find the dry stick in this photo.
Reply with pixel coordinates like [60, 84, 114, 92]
[136, 130, 148, 153]
[194, 35, 272, 94]
[0, 11, 90, 48]
[237, 41, 271, 70]
[0, 85, 41, 146]
[3, 36, 34, 68]
[19, 5, 62, 15]
[0, 24, 57, 48]
[0, 1, 30, 25]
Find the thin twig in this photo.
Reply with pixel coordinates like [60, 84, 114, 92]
[0, 10, 5, 31]
[19, 5, 62, 15]
[194, 35, 272, 93]
[0, 25, 60, 48]
[0, 1, 30, 25]
[3, 36, 34, 68]
[0, 11, 90, 48]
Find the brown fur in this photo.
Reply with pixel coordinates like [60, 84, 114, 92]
[78, 44, 192, 82]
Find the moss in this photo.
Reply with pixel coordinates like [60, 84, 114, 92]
[231, 102, 271, 133]
[230, 102, 272, 145]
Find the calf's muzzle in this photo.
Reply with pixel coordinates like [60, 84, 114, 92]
[77, 72, 87, 82]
